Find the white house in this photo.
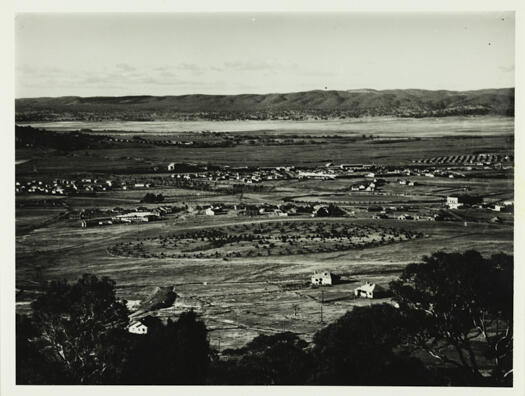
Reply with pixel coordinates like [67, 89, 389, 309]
[128, 320, 148, 335]
[311, 271, 337, 286]
[168, 162, 176, 171]
[446, 196, 463, 209]
[354, 282, 384, 299]
[205, 207, 216, 216]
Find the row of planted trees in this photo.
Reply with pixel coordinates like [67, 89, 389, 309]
[16, 250, 513, 386]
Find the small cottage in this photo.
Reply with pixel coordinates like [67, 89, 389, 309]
[311, 271, 340, 286]
[354, 282, 385, 299]
[128, 320, 148, 335]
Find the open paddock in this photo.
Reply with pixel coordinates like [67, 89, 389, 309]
[16, 210, 512, 350]
[16, 134, 513, 175]
[16, 208, 67, 235]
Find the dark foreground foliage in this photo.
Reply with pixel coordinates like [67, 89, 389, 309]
[390, 250, 513, 386]
[17, 250, 513, 386]
[15, 125, 111, 151]
[17, 275, 209, 385]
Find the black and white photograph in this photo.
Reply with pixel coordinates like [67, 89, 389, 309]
[3, 1, 524, 393]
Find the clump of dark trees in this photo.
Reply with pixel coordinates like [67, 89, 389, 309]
[15, 125, 112, 151]
[140, 193, 165, 203]
[17, 250, 512, 386]
[314, 203, 347, 217]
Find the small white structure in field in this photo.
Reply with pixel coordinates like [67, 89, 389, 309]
[205, 207, 216, 216]
[311, 271, 334, 286]
[128, 320, 148, 335]
[354, 282, 384, 299]
[446, 196, 463, 209]
[168, 162, 176, 171]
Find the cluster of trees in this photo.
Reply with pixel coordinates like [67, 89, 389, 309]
[16, 250, 512, 386]
[15, 125, 113, 151]
[109, 221, 417, 260]
[314, 204, 348, 217]
[140, 193, 165, 203]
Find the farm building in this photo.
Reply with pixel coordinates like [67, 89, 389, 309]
[354, 282, 386, 299]
[311, 271, 340, 286]
[446, 195, 483, 209]
[365, 182, 376, 192]
[297, 171, 336, 180]
[205, 206, 227, 216]
[80, 218, 114, 228]
[133, 183, 152, 189]
[115, 211, 161, 222]
[128, 320, 148, 335]
[397, 214, 413, 220]
[446, 196, 462, 209]
[168, 162, 176, 171]
[272, 209, 288, 217]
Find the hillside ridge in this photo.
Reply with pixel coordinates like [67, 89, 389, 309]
[16, 88, 514, 121]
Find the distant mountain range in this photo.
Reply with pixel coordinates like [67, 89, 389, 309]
[15, 88, 514, 122]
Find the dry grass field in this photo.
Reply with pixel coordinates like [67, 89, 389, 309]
[16, 212, 513, 349]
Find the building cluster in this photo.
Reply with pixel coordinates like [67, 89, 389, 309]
[170, 166, 297, 184]
[446, 196, 514, 211]
[78, 206, 176, 228]
[310, 271, 387, 299]
[350, 178, 387, 192]
[15, 177, 154, 196]
[368, 205, 442, 221]
[197, 202, 318, 217]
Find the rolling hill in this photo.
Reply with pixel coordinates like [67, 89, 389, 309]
[15, 88, 514, 121]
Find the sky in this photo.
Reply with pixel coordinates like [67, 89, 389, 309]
[15, 12, 515, 97]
